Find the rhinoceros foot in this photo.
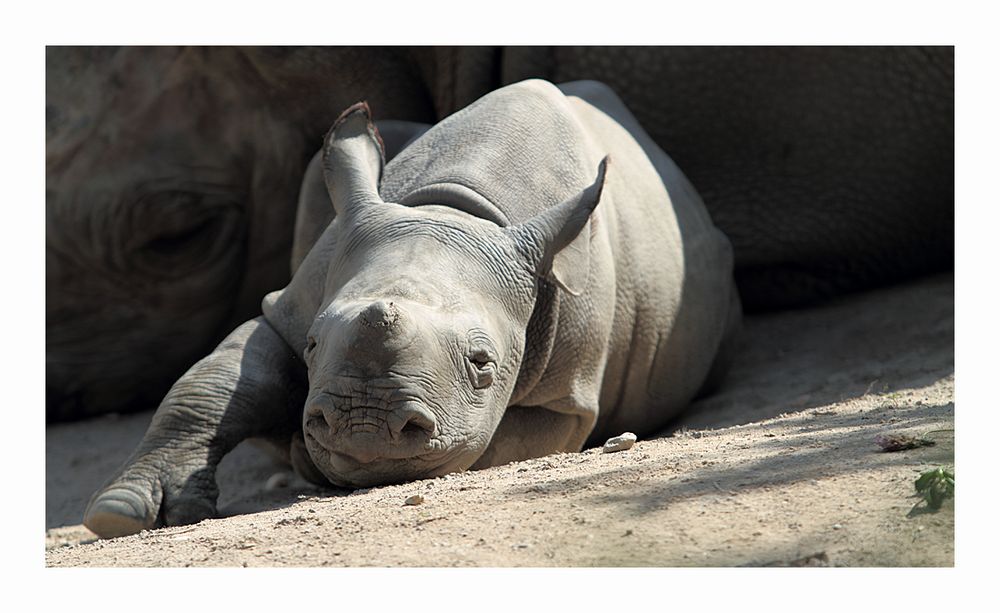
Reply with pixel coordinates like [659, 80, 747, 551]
[84, 455, 219, 538]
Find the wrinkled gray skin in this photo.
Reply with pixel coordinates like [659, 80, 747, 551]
[502, 47, 954, 309]
[83, 80, 740, 538]
[47, 47, 952, 422]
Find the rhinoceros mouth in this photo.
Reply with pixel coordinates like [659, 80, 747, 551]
[303, 425, 440, 462]
[303, 429, 464, 488]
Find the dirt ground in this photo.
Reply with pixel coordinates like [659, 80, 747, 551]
[45, 273, 954, 567]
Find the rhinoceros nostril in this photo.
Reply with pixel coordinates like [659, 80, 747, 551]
[387, 402, 437, 439]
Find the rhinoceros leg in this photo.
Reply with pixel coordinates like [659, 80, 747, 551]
[83, 317, 307, 538]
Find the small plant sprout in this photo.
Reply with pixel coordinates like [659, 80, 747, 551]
[910, 466, 954, 515]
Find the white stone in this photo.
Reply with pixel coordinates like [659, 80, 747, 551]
[602, 432, 638, 453]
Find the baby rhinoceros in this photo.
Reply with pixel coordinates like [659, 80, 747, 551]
[84, 79, 741, 538]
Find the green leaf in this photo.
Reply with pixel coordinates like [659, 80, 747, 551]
[912, 467, 954, 512]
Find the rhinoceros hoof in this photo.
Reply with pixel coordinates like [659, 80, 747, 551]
[84, 482, 159, 538]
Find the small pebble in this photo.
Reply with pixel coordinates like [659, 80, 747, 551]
[603, 432, 638, 453]
[832, 523, 843, 530]
[404, 494, 425, 506]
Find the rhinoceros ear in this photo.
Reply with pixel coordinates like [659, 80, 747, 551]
[507, 156, 610, 296]
[322, 101, 387, 217]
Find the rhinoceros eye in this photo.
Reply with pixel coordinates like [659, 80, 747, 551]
[131, 190, 241, 277]
[144, 215, 224, 255]
[465, 349, 496, 390]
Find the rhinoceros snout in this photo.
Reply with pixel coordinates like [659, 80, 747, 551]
[304, 397, 438, 465]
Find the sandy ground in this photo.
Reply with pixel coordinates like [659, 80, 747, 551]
[45, 273, 954, 567]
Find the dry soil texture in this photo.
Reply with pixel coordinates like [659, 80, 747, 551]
[45, 274, 954, 567]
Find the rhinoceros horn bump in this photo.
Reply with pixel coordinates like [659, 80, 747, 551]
[359, 300, 399, 330]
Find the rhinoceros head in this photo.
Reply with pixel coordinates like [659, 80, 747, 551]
[279, 103, 608, 487]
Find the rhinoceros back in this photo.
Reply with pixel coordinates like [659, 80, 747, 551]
[380, 80, 602, 225]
